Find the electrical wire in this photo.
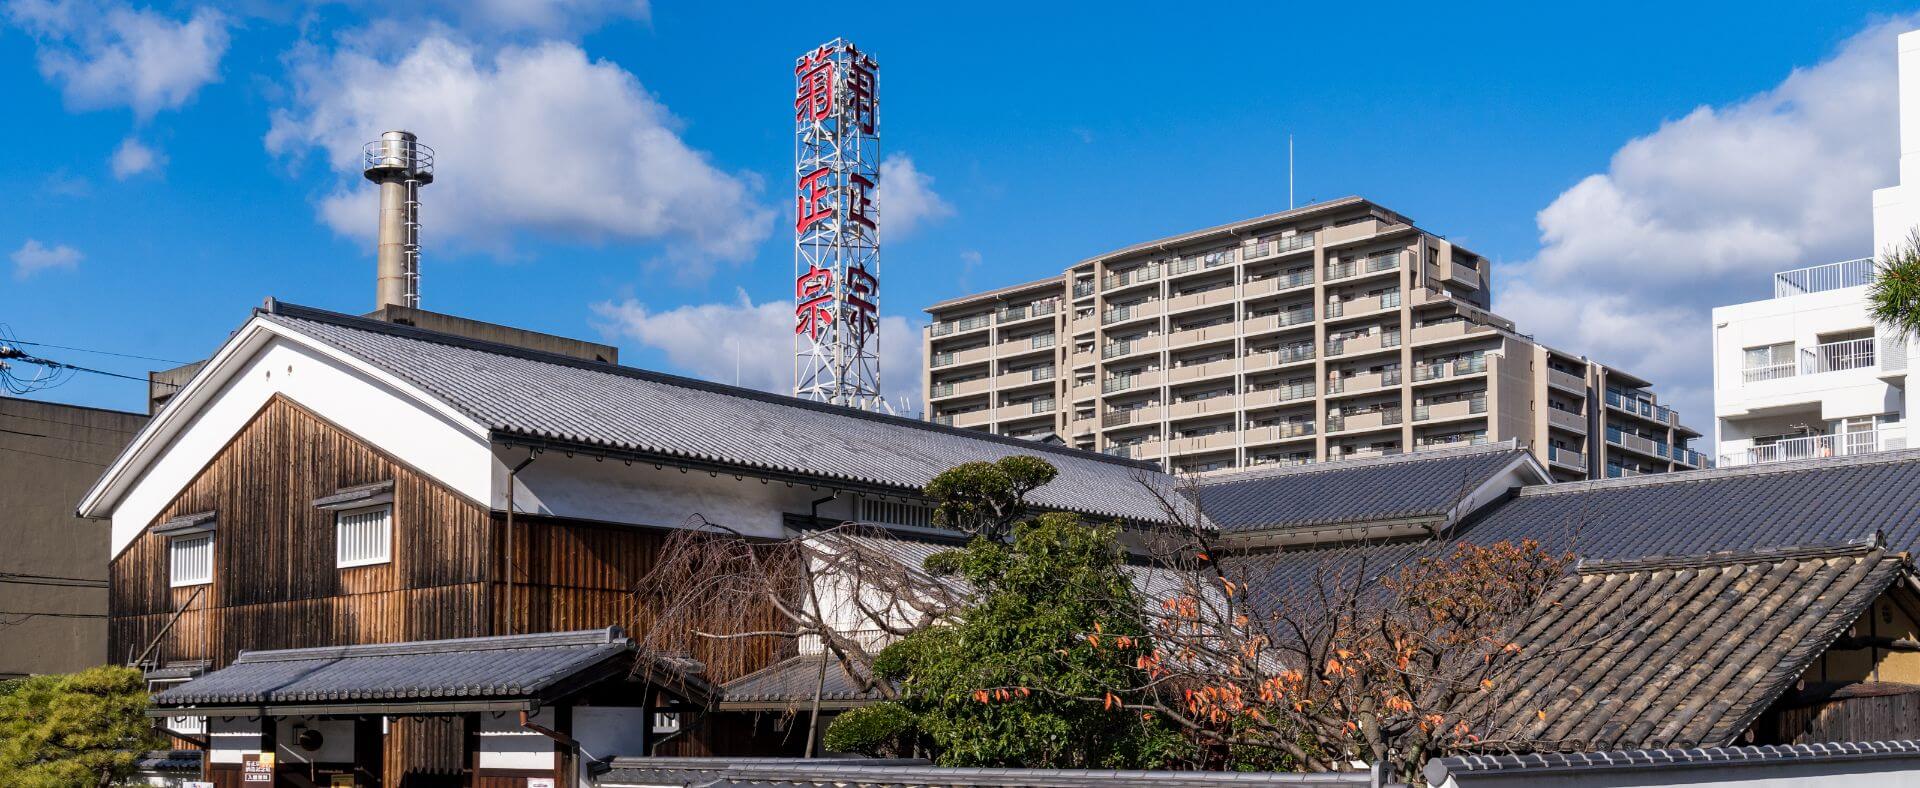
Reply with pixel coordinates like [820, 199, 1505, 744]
[4, 339, 192, 366]
[0, 445, 110, 466]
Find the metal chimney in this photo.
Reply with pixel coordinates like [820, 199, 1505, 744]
[362, 130, 434, 310]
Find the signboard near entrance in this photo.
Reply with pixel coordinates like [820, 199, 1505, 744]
[527, 779, 555, 788]
[242, 752, 274, 782]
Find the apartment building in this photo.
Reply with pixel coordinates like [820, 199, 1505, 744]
[1713, 259, 1910, 467]
[923, 197, 1706, 480]
[1711, 29, 1920, 469]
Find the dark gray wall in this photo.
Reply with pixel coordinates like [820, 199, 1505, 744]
[0, 397, 146, 677]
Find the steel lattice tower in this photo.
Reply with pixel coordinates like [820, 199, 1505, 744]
[792, 39, 884, 410]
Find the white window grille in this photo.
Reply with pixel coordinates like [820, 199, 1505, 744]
[168, 534, 212, 587]
[335, 505, 393, 568]
[1742, 342, 1796, 383]
[861, 499, 933, 529]
[164, 713, 205, 735]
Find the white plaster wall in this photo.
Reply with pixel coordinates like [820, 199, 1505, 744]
[1876, 30, 1920, 255]
[502, 449, 858, 538]
[476, 708, 557, 771]
[207, 716, 262, 764]
[273, 717, 354, 765]
[106, 329, 493, 556]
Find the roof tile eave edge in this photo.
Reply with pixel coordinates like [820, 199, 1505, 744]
[1517, 447, 1920, 498]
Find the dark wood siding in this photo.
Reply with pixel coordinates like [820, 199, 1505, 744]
[109, 395, 787, 773]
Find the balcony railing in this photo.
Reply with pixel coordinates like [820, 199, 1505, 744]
[929, 314, 992, 337]
[997, 300, 1058, 323]
[1073, 280, 1095, 298]
[1719, 426, 1907, 467]
[1741, 362, 1795, 383]
[1103, 265, 1161, 291]
[1773, 258, 1875, 298]
[1800, 338, 1875, 374]
[1276, 234, 1314, 253]
[1548, 445, 1585, 469]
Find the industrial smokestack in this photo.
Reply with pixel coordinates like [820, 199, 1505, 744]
[362, 130, 434, 310]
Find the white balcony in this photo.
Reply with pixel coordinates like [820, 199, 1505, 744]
[1718, 426, 1907, 467]
[1773, 258, 1875, 298]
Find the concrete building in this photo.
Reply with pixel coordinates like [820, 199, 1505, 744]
[0, 396, 147, 677]
[923, 197, 1705, 480]
[1711, 29, 1920, 468]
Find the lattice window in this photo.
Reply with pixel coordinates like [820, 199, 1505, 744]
[335, 505, 392, 568]
[168, 534, 212, 587]
[861, 499, 933, 529]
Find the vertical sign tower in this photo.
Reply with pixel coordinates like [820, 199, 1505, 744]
[793, 39, 884, 410]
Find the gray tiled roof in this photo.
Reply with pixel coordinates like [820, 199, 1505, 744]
[1193, 444, 1534, 534]
[1469, 544, 1906, 752]
[719, 655, 883, 709]
[152, 627, 633, 707]
[595, 758, 930, 787]
[1426, 740, 1920, 784]
[261, 302, 1184, 525]
[686, 764, 1377, 787]
[1462, 450, 1920, 559]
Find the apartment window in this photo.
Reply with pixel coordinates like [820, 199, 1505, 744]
[1741, 342, 1795, 382]
[335, 505, 393, 568]
[862, 499, 934, 529]
[168, 534, 213, 587]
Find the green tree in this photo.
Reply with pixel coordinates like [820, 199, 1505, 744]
[828, 456, 1185, 767]
[0, 665, 162, 787]
[1870, 229, 1920, 335]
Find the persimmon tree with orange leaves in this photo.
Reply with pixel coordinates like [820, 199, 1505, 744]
[1104, 487, 1577, 781]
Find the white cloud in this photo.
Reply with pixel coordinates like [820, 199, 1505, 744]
[267, 37, 773, 272]
[110, 136, 163, 178]
[330, 0, 648, 40]
[4, 0, 229, 120]
[11, 239, 83, 279]
[594, 290, 925, 415]
[879, 154, 954, 238]
[1500, 15, 1917, 423]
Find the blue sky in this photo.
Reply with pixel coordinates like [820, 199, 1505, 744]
[3, 1, 1917, 428]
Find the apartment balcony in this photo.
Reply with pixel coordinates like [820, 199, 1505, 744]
[1548, 407, 1588, 434]
[1320, 218, 1398, 248]
[1103, 439, 1164, 460]
[1410, 319, 1493, 345]
[1069, 416, 1096, 436]
[1167, 394, 1236, 420]
[1244, 345, 1315, 372]
[1071, 379, 1098, 401]
[931, 344, 997, 370]
[1411, 355, 1488, 384]
[1102, 265, 1162, 293]
[995, 399, 1056, 423]
[1102, 334, 1163, 362]
[1446, 265, 1482, 289]
[1326, 329, 1401, 358]
[1244, 383, 1314, 409]
[1169, 431, 1238, 455]
[1102, 405, 1164, 428]
[1071, 312, 1099, 335]
[1245, 420, 1315, 446]
[1243, 307, 1315, 335]
[1719, 426, 1906, 467]
[1072, 279, 1096, 299]
[927, 314, 992, 338]
[1167, 322, 1239, 349]
[1604, 426, 1668, 460]
[1325, 252, 1402, 282]
[1773, 258, 1875, 298]
[1102, 370, 1164, 394]
[1604, 390, 1680, 429]
[995, 366, 1055, 391]
[1165, 249, 1238, 279]
[1547, 445, 1586, 472]
[996, 333, 1057, 360]
[996, 300, 1060, 326]
[1325, 292, 1401, 322]
[928, 377, 993, 401]
[1243, 269, 1315, 299]
[1798, 336, 1909, 376]
[1331, 445, 1401, 462]
[1327, 407, 1402, 434]
[1167, 357, 1238, 384]
[1166, 286, 1238, 314]
[1071, 349, 1096, 369]
[1414, 396, 1486, 422]
[1547, 367, 1588, 393]
[949, 409, 994, 429]
[1328, 368, 1402, 396]
[1102, 300, 1163, 326]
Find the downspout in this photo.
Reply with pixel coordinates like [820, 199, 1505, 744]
[804, 491, 838, 757]
[505, 452, 539, 635]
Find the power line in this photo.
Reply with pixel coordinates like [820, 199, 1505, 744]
[0, 577, 107, 589]
[0, 610, 108, 619]
[6, 339, 192, 366]
[0, 571, 106, 584]
[0, 425, 134, 451]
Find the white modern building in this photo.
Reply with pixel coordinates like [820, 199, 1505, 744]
[1711, 29, 1920, 467]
